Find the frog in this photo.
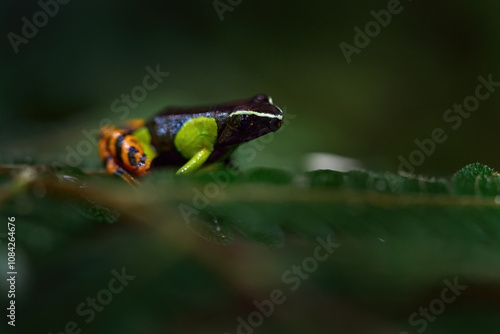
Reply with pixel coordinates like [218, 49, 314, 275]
[98, 94, 284, 183]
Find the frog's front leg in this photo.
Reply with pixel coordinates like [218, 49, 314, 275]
[174, 117, 218, 175]
[176, 147, 213, 174]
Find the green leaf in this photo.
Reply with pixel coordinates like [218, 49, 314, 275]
[3, 162, 500, 333]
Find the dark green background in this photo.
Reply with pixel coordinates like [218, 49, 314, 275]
[1, 1, 500, 334]
[2, 0, 500, 175]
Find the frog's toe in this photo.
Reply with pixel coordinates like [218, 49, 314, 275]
[113, 168, 140, 186]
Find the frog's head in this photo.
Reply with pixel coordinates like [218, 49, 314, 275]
[218, 94, 283, 146]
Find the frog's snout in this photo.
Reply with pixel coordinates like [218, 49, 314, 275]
[269, 117, 283, 132]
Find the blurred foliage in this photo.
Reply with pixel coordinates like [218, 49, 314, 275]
[2, 0, 500, 333]
[1, 162, 500, 333]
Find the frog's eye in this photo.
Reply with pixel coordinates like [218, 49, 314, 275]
[233, 114, 254, 131]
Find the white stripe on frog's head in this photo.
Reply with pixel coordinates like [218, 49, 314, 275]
[228, 110, 283, 120]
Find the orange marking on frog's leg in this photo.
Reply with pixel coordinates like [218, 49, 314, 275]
[103, 154, 139, 185]
[98, 127, 116, 170]
[98, 125, 151, 182]
[106, 127, 127, 159]
[126, 139, 151, 176]
[98, 136, 109, 162]
[115, 133, 152, 177]
[99, 126, 123, 161]
[123, 119, 146, 131]
[103, 155, 120, 175]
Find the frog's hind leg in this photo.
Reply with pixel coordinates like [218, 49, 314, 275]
[98, 125, 148, 185]
[123, 119, 146, 131]
[99, 140, 139, 186]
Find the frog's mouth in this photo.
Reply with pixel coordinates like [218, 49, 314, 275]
[257, 117, 283, 137]
[269, 117, 283, 132]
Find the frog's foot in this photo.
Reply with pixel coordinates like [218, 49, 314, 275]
[98, 125, 152, 182]
[102, 154, 140, 186]
[113, 167, 140, 186]
[176, 147, 213, 175]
